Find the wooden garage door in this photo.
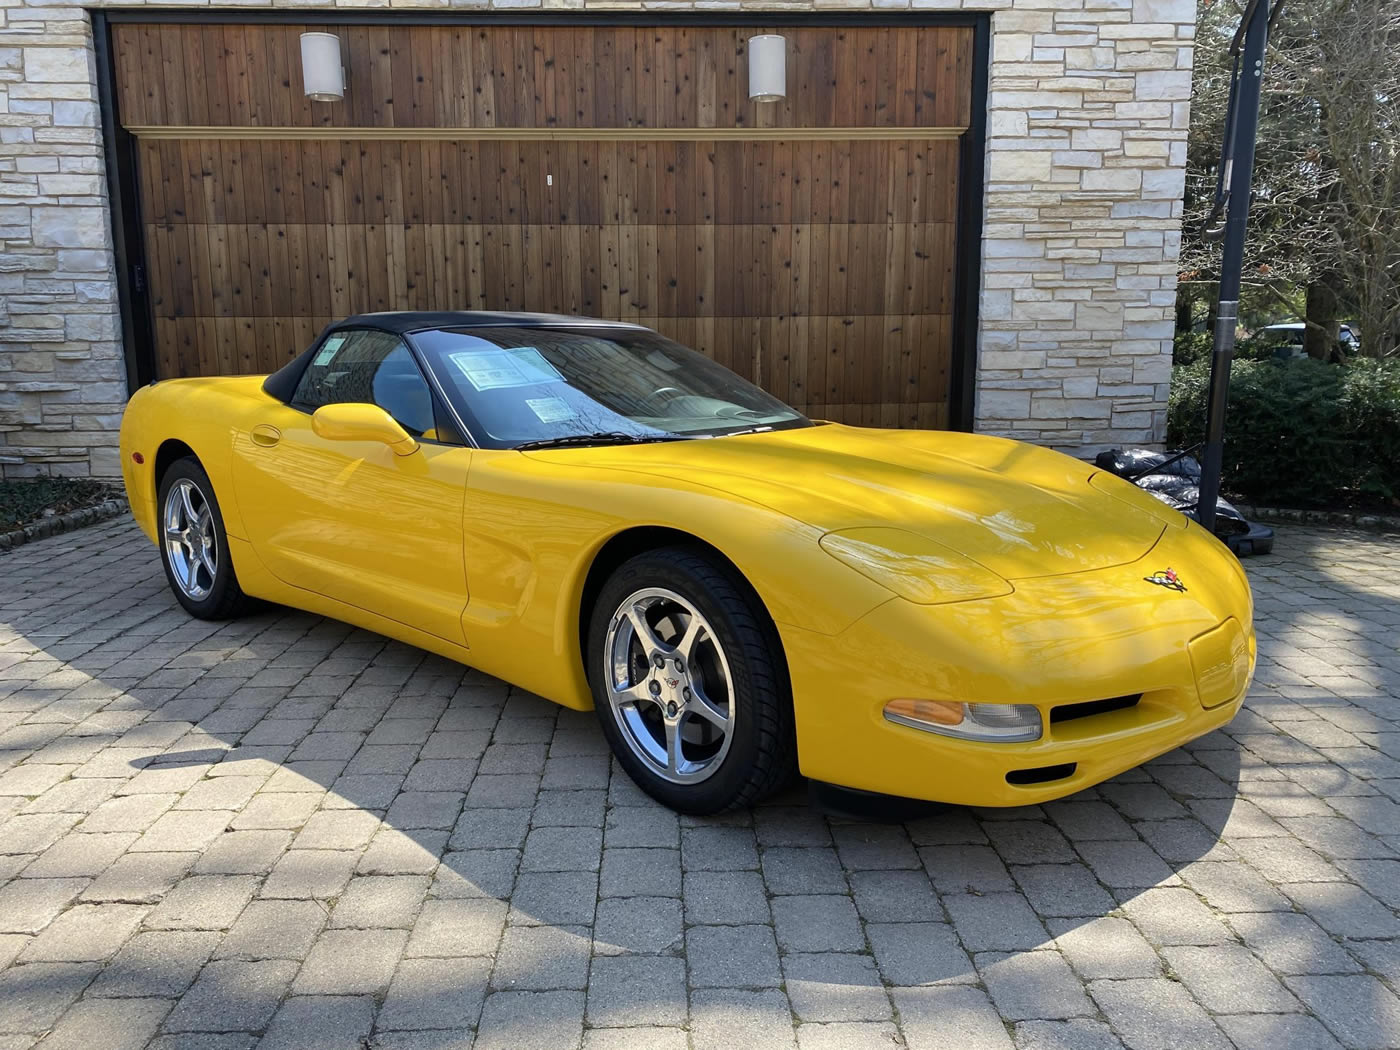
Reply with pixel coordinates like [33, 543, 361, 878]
[112, 23, 976, 428]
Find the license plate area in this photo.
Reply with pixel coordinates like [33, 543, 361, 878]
[1189, 617, 1250, 709]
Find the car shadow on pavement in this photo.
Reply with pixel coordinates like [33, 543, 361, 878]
[7, 518, 1398, 1049]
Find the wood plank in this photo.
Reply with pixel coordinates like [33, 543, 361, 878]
[260, 24, 292, 127]
[572, 28, 593, 126]
[408, 25, 436, 129]
[110, 27, 145, 126]
[136, 27, 168, 126]
[267, 223, 291, 318]
[259, 139, 284, 225]
[695, 30, 717, 129]
[281, 138, 307, 225]
[472, 27, 499, 127]
[368, 26, 396, 126]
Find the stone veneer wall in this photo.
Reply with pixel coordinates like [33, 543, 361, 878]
[0, 0, 1194, 480]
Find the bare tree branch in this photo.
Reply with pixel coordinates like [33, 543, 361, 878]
[1182, 0, 1400, 356]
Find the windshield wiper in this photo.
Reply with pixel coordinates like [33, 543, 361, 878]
[515, 431, 687, 451]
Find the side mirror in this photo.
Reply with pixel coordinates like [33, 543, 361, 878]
[311, 403, 419, 456]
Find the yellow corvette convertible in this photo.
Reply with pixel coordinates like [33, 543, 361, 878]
[119, 312, 1255, 814]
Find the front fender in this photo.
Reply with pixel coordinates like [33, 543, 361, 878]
[457, 450, 896, 710]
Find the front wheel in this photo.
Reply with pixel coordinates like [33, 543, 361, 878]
[587, 547, 796, 814]
[157, 457, 255, 620]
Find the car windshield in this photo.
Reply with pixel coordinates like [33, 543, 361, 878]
[1258, 327, 1303, 345]
[411, 325, 811, 449]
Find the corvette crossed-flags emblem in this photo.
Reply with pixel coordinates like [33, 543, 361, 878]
[1144, 568, 1187, 592]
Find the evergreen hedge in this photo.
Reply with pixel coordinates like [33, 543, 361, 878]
[1167, 357, 1400, 506]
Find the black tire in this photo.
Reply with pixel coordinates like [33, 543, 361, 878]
[156, 457, 256, 620]
[587, 546, 797, 814]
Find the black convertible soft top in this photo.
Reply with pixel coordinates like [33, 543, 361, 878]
[262, 310, 645, 404]
[329, 310, 645, 337]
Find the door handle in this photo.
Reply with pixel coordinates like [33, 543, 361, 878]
[251, 424, 281, 447]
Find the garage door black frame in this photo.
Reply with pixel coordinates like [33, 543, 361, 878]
[94, 8, 990, 431]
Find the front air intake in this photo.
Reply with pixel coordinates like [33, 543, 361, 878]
[1049, 694, 1140, 724]
[1006, 763, 1077, 786]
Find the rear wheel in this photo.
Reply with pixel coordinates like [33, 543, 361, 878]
[587, 547, 796, 814]
[157, 457, 255, 620]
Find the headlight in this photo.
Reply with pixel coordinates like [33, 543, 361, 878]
[883, 699, 1042, 742]
[819, 527, 1012, 605]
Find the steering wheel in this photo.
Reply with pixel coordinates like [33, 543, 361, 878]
[715, 405, 766, 419]
[647, 386, 687, 412]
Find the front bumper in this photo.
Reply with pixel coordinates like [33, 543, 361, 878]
[782, 520, 1255, 806]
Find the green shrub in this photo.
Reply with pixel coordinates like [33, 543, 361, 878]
[1233, 333, 1283, 361]
[1167, 357, 1400, 506]
[1172, 331, 1277, 368]
[1172, 330, 1212, 367]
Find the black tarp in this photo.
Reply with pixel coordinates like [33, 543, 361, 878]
[1095, 448, 1274, 556]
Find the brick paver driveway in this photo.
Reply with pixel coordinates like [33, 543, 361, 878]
[2, 518, 1400, 1050]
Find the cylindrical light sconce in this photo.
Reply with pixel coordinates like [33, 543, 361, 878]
[300, 32, 345, 102]
[748, 34, 787, 103]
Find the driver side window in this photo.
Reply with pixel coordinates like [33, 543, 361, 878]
[292, 330, 437, 438]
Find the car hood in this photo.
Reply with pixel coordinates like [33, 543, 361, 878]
[525, 424, 1169, 580]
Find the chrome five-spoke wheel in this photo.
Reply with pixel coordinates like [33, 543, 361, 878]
[163, 477, 217, 602]
[604, 586, 736, 785]
[589, 546, 795, 813]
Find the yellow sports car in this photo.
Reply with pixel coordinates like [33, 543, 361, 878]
[119, 312, 1255, 814]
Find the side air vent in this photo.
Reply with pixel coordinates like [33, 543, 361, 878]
[1049, 694, 1141, 724]
[1006, 763, 1077, 786]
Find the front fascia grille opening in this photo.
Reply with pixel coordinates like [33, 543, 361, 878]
[1049, 694, 1141, 724]
[1006, 763, 1077, 786]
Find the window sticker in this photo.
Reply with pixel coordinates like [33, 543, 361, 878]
[447, 347, 563, 391]
[525, 396, 575, 424]
[312, 334, 347, 367]
[645, 349, 683, 372]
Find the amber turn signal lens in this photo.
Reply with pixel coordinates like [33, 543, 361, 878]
[883, 699, 1042, 743]
[883, 699, 965, 727]
[131, 452, 145, 464]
